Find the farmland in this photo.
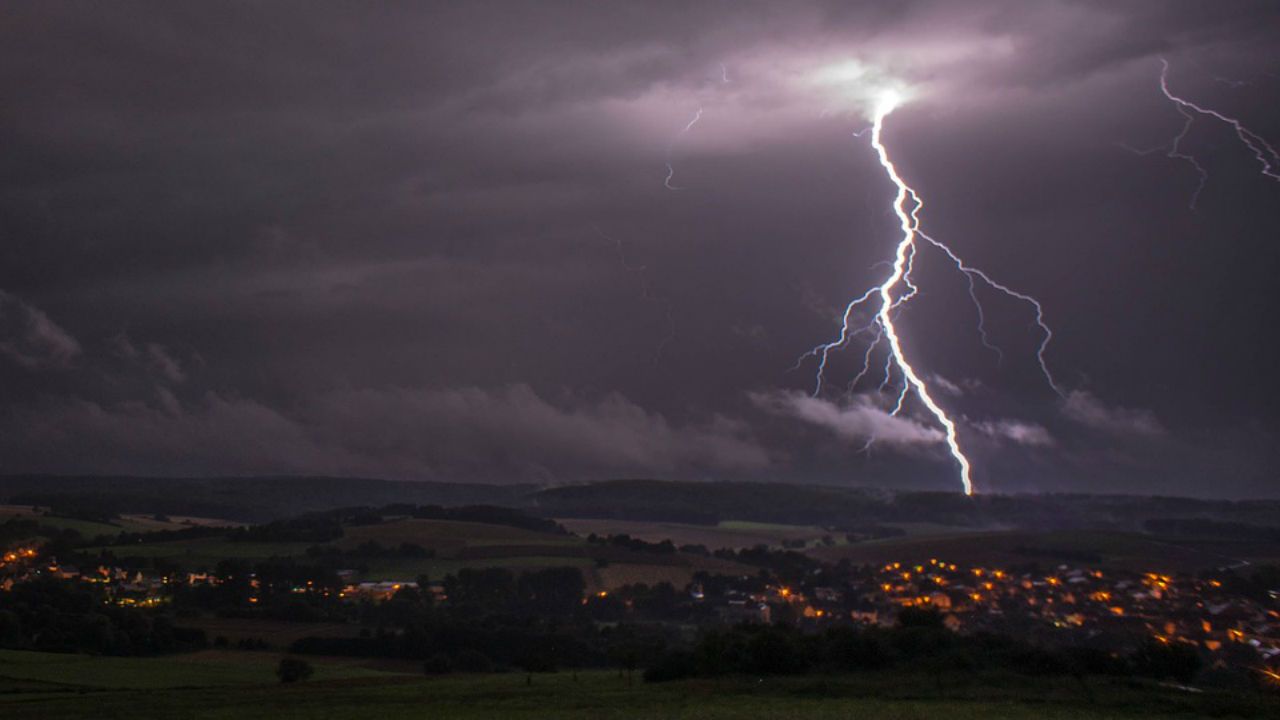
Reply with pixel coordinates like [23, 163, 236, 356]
[86, 515, 754, 591]
[0, 651, 1276, 720]
[0, 504, 236, 538]
[558, 518, 832, 550]
[805, 528, 1280, 573]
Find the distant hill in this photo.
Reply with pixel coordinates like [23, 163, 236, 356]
[3, 475, 1279, 534]
[0, 475, 534, 522]
[530, 479, 1280, 533]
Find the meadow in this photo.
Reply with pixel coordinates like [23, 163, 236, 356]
[85, 516, 754, 591]
[0, 505, 236, 539]
[805, 528, 1280, 573]
[0, 649, 1276, 720]
[558, 518, 833, 550]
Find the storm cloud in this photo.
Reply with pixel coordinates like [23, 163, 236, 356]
[1, 2, 1277, 496]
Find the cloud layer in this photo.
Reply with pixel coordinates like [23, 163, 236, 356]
[0, 2, 1277, 496]
[0, 290, 81, 370]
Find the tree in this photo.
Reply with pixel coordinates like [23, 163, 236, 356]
[517, 567, 585, 616]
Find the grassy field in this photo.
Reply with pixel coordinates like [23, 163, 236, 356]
[559, 518, 833, 550]
[87, 537, 315, 564]
[341, 519, 582, 552]
[174, 618, 364, 648]
[0, 651, 1276, 719]
[86, 517, 754, 591]
[0, 505, 132, 538]
[0, 649, 402, 691]
[0, 505, 236, 538]
[806, 528, 1280, 573]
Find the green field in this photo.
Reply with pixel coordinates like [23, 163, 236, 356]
[0, 650, 1276, 719]
[84, 517, 755, 590]
[560, 518, 833, 551]
[87, 537, 315, 564]
[0, 649, 402, 691]
[1, 505, 236, 539]
[806, 528, 1280, 573]
[342, 519, 582, 551]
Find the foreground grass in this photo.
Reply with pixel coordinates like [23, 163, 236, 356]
[0, 649, 398, 690]
[1, 651, 1277, 720]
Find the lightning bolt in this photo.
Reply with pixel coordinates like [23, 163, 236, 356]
[664, 106, 704, 190]
[1149, 58, 1280, 207]
[865, 100, 974, 495]
[798, 92, 1064, 496]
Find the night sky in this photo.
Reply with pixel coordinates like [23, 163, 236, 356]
[2, 1, 1278, 497]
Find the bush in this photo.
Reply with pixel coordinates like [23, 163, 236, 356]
[276, 657, 314, 683]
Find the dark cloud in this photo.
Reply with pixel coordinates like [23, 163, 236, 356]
[1060, 390, 1165, 438]
[974, 419, 1056, 447]
[0, 290, 81, 370]
[0, 384, 767, 482]
[0, 1, 1277, 496]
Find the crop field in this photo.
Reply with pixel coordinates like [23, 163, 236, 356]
[558, 518, 832, 550]
[117, 513, 240, 530]
[1, 652, 1276, 720]
[0, 505, 134, 538]
[174, 619, 364, 648]
[87, 537, 316, 565]
[0, 505, 236, 538]
[0, 649, 400, 692]
[362, 551, 750, 593]
[806, 528, 1280, 573]
[83, 517, 753, 591]
[341, 519, 581, 552]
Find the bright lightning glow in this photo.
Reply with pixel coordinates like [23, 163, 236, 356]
[799, 86, 1064, 495]
[1154, 58, 1280, 206]
[866, 98, 974, 495]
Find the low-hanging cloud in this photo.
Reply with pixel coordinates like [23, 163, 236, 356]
[1061, 390, 1164, 438]
[0, 384, 769, 482]
[0, 290, 81, 370]
[975, 418, 1055, 446]
[751, 389, 944, 447]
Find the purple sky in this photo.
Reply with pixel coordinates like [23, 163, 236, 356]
[1, 1, 1278, 496]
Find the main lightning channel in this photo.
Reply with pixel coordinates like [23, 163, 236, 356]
[800, 95, 1064, 495]
[867, 101, 974, 496]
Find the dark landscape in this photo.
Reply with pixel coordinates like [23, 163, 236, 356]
[1, 475, 1279, 718]
[3, 2, 1279, 718]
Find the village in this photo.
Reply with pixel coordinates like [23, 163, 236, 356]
[711, 557, 1280, 676]
[4, 535, 1278, 682]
